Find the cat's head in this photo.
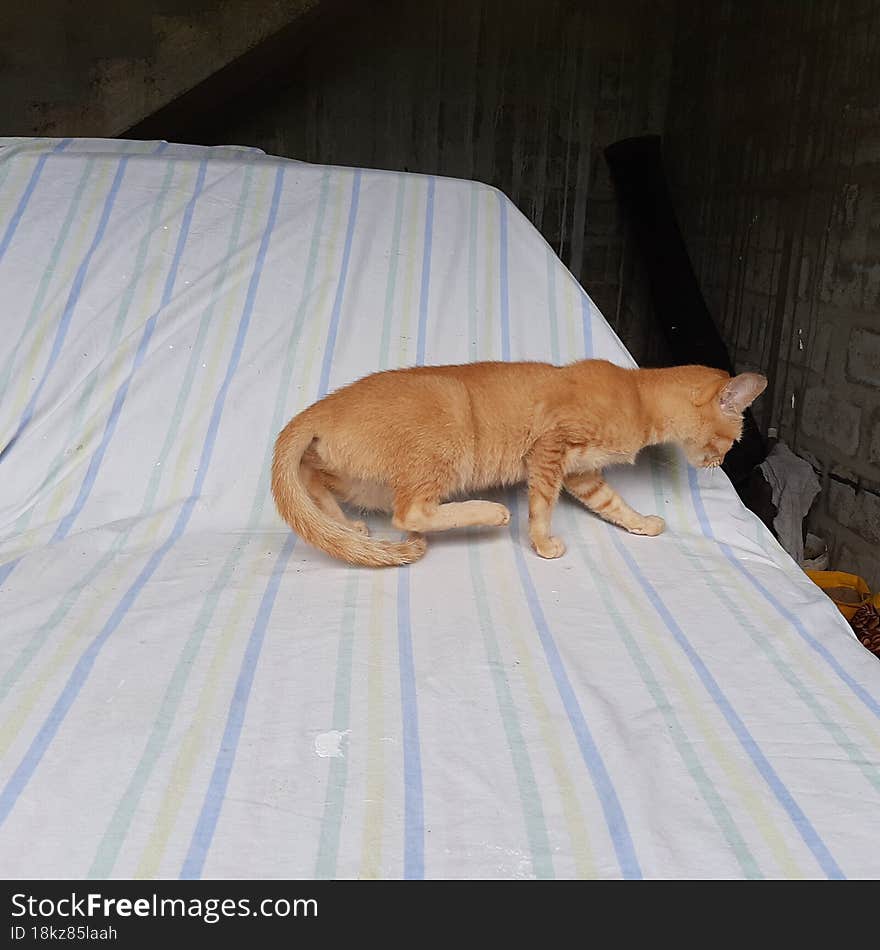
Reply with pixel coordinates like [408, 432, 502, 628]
[677, 368, 767, 469]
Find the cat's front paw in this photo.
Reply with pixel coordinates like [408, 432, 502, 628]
[351, 520, 370, 536]
[632, 515, 665, 537]
[490, 503, 511, 526]
[533, 536, 566, 559]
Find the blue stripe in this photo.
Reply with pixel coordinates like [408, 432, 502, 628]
[687, 466, 880, 721]
[0, 139, 70, 263]
[180, 532, 298, 879]
[402, 177, 432, 875]
[580, 293, 593, 358]
[0, 155, 128, 467]
[605, 525, 845, 879]
[506, 209, 639, 878]
[48, 159, 207, 544]
[498, 193, 510, 361]
[506, 496, 642, 878]
[398, 565, 425, 879]
[181, 164, 365, 876]
[317, 171, 361, 398]
[415, 177, 436, 366]
[0, 165, 286, 830]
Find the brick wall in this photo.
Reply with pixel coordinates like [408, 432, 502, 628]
[664, 0, 880, 588]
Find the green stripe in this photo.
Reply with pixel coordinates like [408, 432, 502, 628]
[315, 174, 412, 876]
[314, 570, 360, 878]
[0, 159, 96, 403]
[550, 252, 757, 876]
[88, 166, 330, 879]
[468, 539, 555, 877]
[654, 450, 880, 798]
[85, 165, 271, 876]
[11, 159, 177, 537]
[546, 245, 559, 363]
[561, 502, 762, 878]
[0, 155, 14, 193]
[464, 177, 553, 878]
[378, 176, 406, 371]
[468, 182, 479, 361]
[0, 160, 183, 705]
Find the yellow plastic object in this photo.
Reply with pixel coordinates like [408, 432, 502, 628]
[805, 570, 871, 620]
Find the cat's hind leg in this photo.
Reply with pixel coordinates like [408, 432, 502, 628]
[391, 497, 510, 532]
[301, 464, 370, 536]
[564, 471, 664, 536]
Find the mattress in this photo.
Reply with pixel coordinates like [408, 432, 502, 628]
[0, 137, 878, 880]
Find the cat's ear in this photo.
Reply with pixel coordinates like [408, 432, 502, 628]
[717, 373, 767, 416]
[693, 376, 729, 407]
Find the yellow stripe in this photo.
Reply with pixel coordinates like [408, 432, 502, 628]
[0, 167, 203, 758]
[41, 192, 182, 523]
[7, 161, 119, 420]
[143, 168, 274, 548]
[483, 189, 496, 359]
[764, 617, 880, 755]
[0, 510, 173, 759]
[564, 268, 578, 359]
[356, 176, 426, 874]
[0, 151, 36, 215]
[169, 252, 257, 489]
[672, 463, 880, 756]
[397, 179, 424, 366]
[133, 558, 263, 879]
[0, 588, 105, 757]
[465, 216, 591, 876]
[491, 545, 596, 878]
[129, 172, 290, 877]
[134, 172, 349, 878]
[359, 571, 387, 879]
[586, 515, 804, 878]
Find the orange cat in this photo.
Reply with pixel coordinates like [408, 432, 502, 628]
[271, 359, 767, 567]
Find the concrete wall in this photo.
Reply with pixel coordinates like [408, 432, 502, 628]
[0, 0, 318, 136]
[665, 0, 880, 587]
[220, 0, 675, 364]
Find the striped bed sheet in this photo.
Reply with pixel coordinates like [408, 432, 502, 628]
[0, 137, 877, 880]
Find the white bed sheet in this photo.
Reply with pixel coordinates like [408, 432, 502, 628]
[0, 138, 878, 879]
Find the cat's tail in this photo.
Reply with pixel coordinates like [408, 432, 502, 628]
[270, 413, 427, 568]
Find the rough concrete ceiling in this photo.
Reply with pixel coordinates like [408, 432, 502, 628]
[0, 0, 325, 136]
